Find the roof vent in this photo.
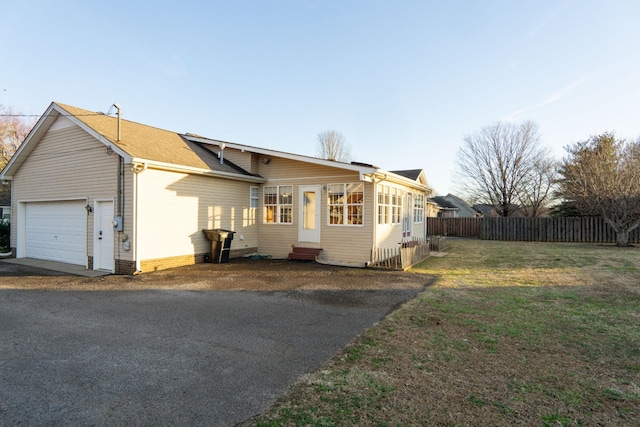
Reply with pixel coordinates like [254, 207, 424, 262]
[219, 143, 226, 164]
[112, 103, 122, 143]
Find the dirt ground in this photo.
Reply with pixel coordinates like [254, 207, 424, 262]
[0, 258, 435, 291]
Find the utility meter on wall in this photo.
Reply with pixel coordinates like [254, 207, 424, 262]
[112, 216, 123, 231]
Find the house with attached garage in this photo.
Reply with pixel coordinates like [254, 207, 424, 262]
[0, 102, 433, 274]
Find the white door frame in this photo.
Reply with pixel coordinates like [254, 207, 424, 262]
[93, 199, 115, 272]
[298, 185, 321, 243]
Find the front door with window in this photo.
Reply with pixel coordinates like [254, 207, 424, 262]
[403, 193, 413, 238]
[298, 185, 321, 243]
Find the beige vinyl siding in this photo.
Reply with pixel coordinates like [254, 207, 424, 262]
[319, 181, 374, 265]
[375, 223, 405, 248]
[136, 168, 258, 263]
[374, 181, 426, 248]
[413, 222, 426, 240]
[255, 157, 374, 264]
[10, 123, 119, 260]
[256, 156, 357, 181]
[216, 148, 253, 172]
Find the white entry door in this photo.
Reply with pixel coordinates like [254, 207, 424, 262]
[298, 185, 321, 243]
[94, 201, 115, 272]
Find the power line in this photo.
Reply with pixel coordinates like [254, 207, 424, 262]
[0, 113, 108, 118]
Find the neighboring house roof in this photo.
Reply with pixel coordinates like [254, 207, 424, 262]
[473, 204, 499, 217]
[430, 196, 459, 210]
[1, 102, 262, 183]
[431, 194, 482, 217]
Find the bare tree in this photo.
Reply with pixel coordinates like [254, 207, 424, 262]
[0, 105, 33, 170]
[517, 156, 558, 217]
[316, 130, 351, 162]
[558, 132, 640, 246]
[455, 121, 555, 217]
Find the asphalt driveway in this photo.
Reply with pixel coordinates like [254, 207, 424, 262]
[0, 265, 425, 425]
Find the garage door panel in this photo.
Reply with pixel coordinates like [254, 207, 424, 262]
[25, 201, 86, 266]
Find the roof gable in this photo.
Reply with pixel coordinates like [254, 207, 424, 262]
[1, 102, 258, 181]
[389, 169, 429, 187]
[55, 103, 235, 171]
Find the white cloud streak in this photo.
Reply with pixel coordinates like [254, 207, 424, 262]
[527, 0, 574, 39]
[504, 70, 601, 121]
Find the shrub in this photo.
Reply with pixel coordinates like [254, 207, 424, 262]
[0, 219, 10, 250]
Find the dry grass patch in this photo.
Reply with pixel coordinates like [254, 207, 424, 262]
[245, 239, 640, 426]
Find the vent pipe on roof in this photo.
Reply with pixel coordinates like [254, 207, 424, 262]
[113, 103, 121, 143]
[219, 143, 226, 164]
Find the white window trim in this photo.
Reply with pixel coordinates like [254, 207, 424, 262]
[327, 183, 365, 227]
[250, 186, 259, 209]
[413, 193, 425, 224]
[263, 185, 293, 224]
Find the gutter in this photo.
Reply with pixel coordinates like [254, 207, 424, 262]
[129, 158, 266, 183]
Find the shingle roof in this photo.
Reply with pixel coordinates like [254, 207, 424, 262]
[55, 103, 248, 175]
[430, 196, 459, 209]
[390, 169, 423, 181]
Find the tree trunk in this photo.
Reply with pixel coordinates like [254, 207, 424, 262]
[604, 218, 637, 247]
[616, 229, 630, 246]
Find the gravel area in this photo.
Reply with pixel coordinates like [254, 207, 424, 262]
[0, 258, 434, 291]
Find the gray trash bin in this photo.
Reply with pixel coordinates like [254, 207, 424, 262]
[202, 229, 236, 263]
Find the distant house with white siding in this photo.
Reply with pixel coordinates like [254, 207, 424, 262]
[0, 102, 432, 274]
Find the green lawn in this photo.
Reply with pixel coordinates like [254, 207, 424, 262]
[245, 239, 640, 426]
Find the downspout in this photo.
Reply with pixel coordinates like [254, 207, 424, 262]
[113, 103, 124, 272]
[131, 162, 147, 274]
[133, 168, 140, 274]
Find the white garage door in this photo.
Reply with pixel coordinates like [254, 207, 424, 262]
[25, 201, 87, 266]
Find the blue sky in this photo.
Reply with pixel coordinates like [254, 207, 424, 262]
[2, 1, 639, 195]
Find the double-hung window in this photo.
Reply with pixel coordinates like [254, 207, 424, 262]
[391, 187, 403, 224]
[250, 186, 259, 209]
[328, 183, 364, 225]
[413, 194, 424, 223]
[377, 185, 403, 224]
[377, 186, 390, 224]
[263, 185, 293, 223]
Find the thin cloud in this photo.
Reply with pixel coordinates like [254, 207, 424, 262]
[527, 0, 573, 39]
[504, 70, 600, 121]
[163, 54, 188, 77]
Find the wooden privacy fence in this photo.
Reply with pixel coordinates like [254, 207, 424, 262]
[425, 217, 482, 237]
[370, 238, 431, 270]
[481, 217, 640, 243]
[425, 217, 640, 243]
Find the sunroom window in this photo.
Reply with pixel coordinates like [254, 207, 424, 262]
[328, 183, 364, 225]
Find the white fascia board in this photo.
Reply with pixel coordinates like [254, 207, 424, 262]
[130, 158, 267, 183]
[377, 170, 431, 193]
[183, 134, 379, 175]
